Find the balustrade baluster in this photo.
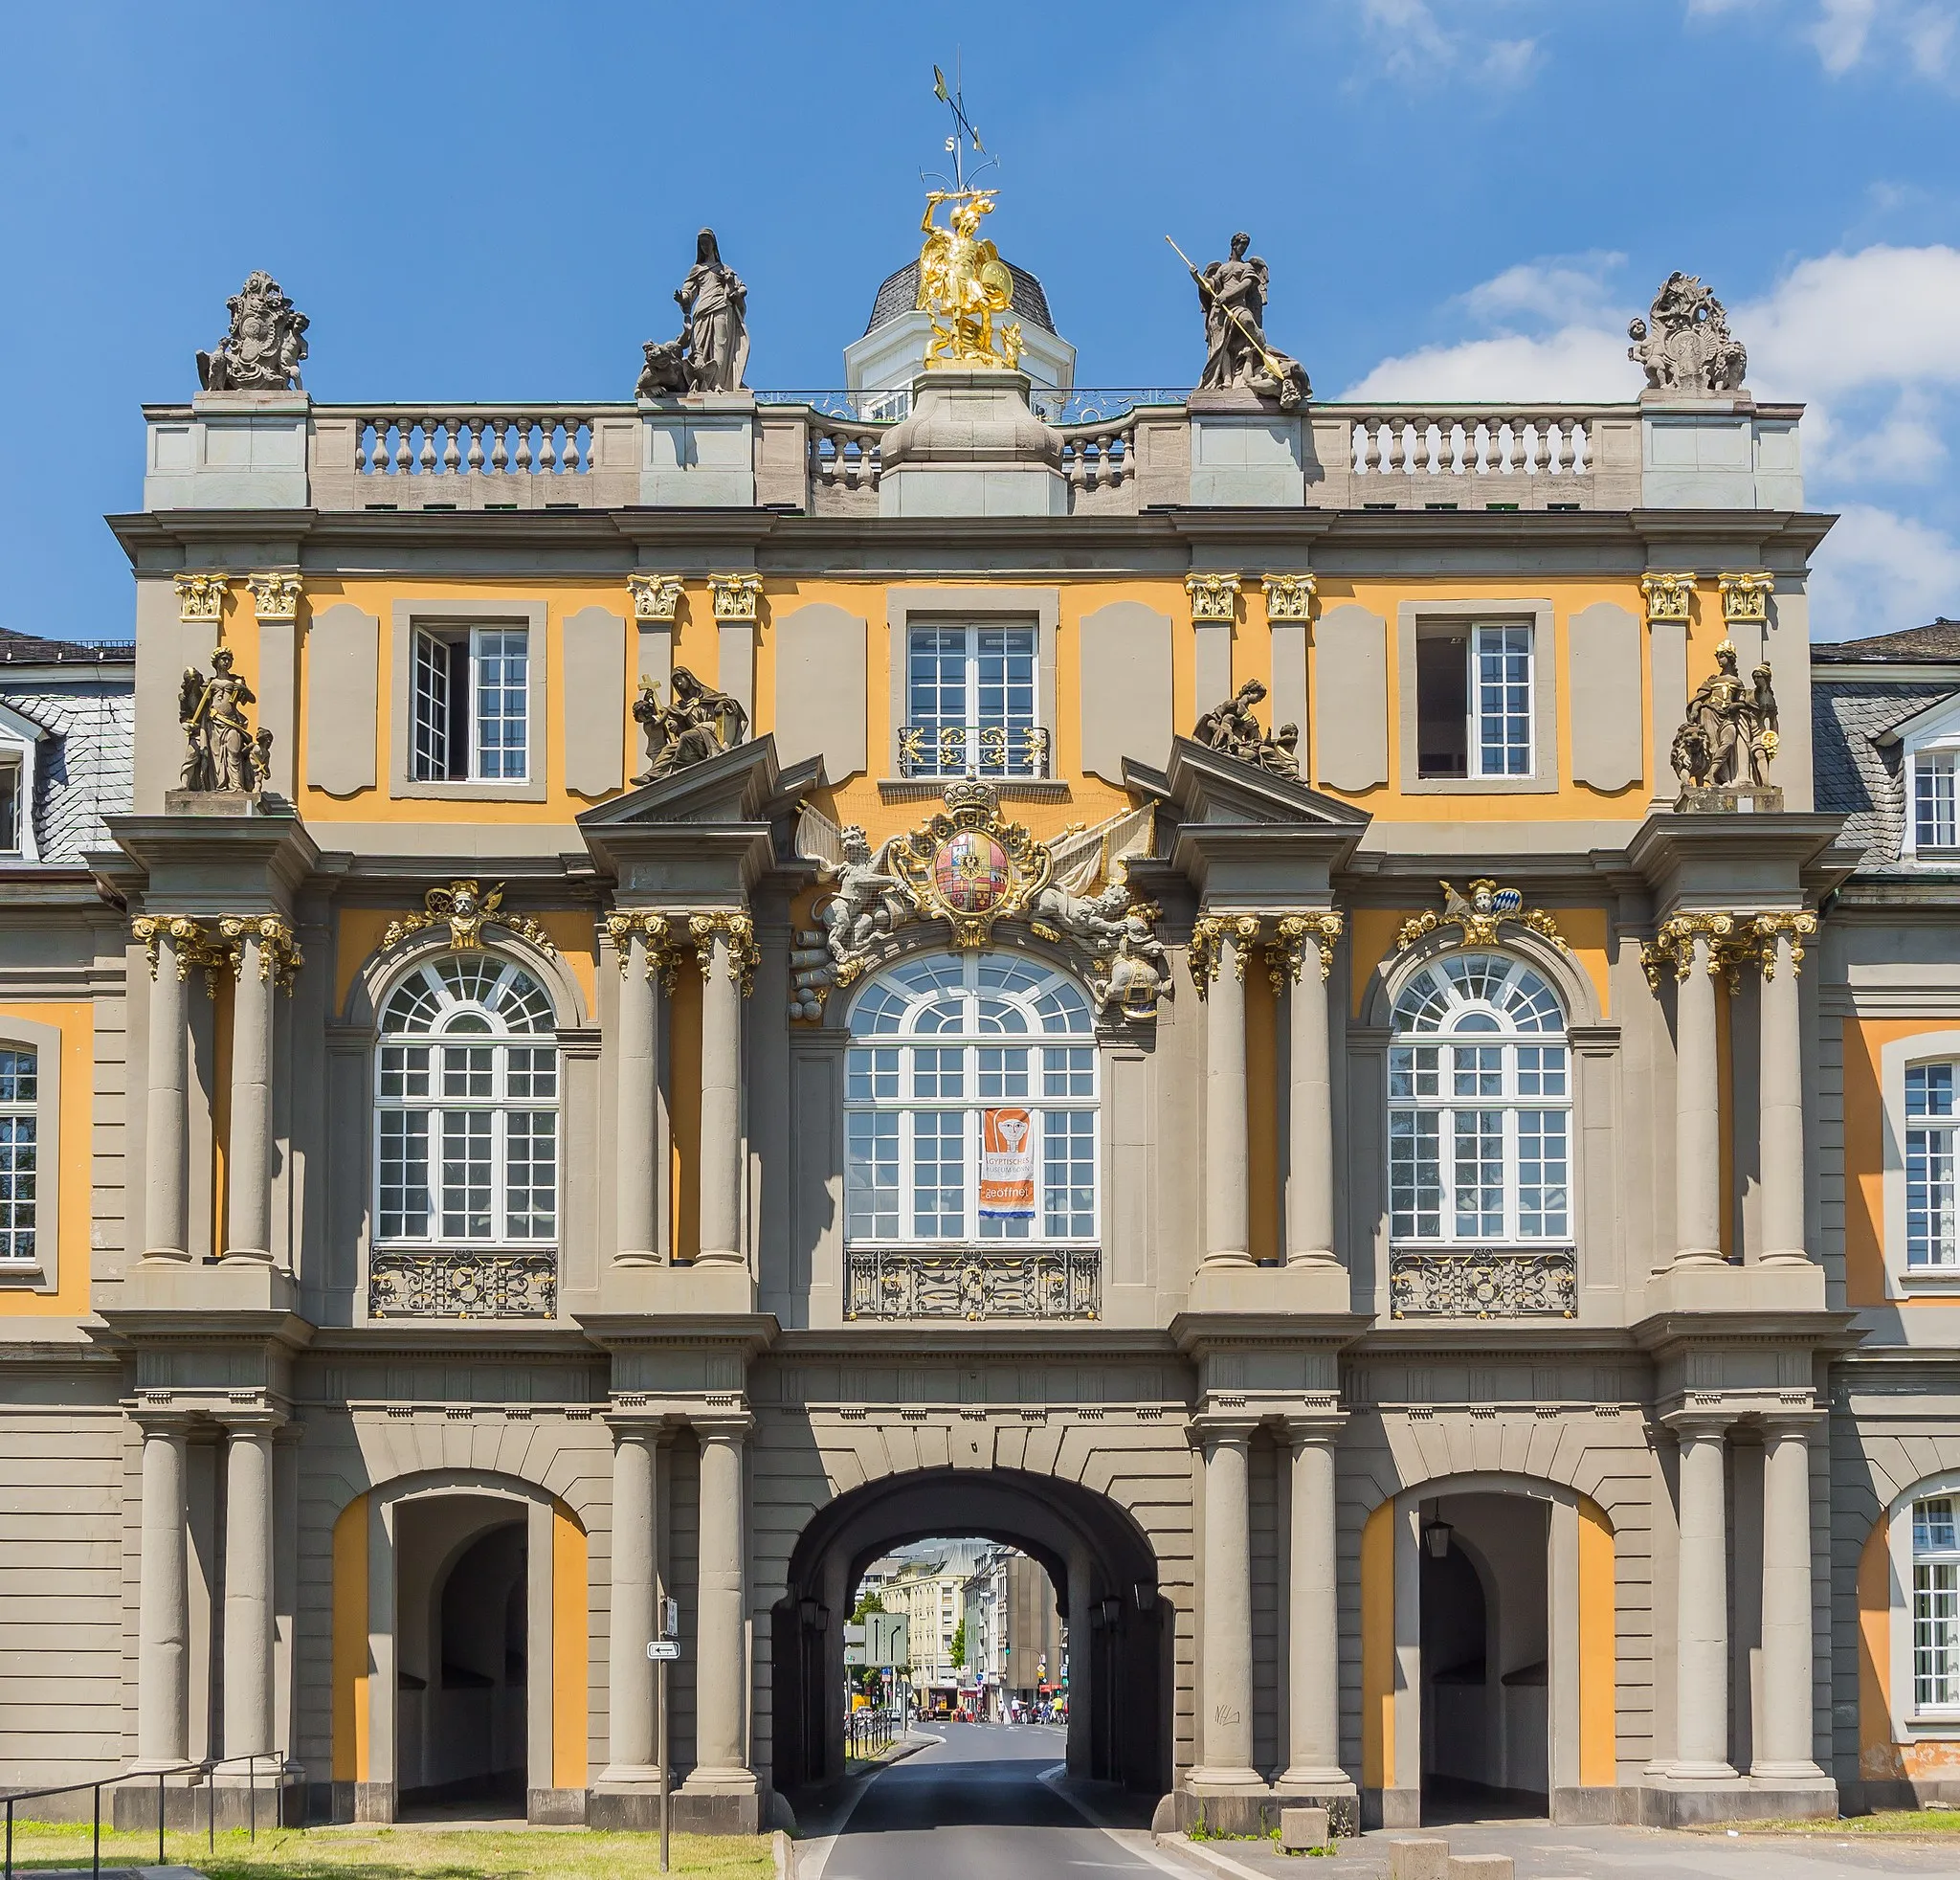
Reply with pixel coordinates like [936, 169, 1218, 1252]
[514, 419, 534, 472]
[1525, 419, 1546, 476]
[392, 420, 413, 476]
[1471, 419, 1490, 476]
[1446, 420, 1465, 477]
[354, 420, 372, 475]
[1570, 417, 1590, 475]
[466, 419, 485, 471]
[417, 420, 437, 475]
[441, 418, 462, 474]
[537, 419, 558, 473]
[489, 418, 509, 472]
[562, 419, 583, 475]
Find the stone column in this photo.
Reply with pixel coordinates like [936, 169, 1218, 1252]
[613, 921, 662, 1266]
[1671, 923, 1724, 1265]
[143, 921, 192, 1261]
[694, 919, 746, 1267]
[1193, 1415, 1259, 1786]
[1282, 1421, 1348, 1789]
[135, 1414, 190, 1768]
[221, 1416, 278, 1758]
[1201, 918, 1256, 1269]
[225, 926, 276, 1263]
[1671, 1414, 1736, 1779]
[1755, 1413, 1826, 1780]
[1757, 921, 1812, 1265]
[1282, 917, 1340, 1266]
[604, 1423, 659, 1779]
[687, 1414, 755, 1791]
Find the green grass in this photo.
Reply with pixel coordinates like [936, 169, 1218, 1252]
[1, 1822, 774, 1880]
[1717, 1808, 1960, 1836]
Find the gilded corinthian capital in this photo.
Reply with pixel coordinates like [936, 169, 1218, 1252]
[1750, 909, 1819, 979]
[1640, 910, 1735, 990]
[604, 910, 676, 983]
[1188, 914, 1262, 996]
[688, 910, 761, 994]
[1269, 911, 1345, 987]
[216, 914, 303, 989]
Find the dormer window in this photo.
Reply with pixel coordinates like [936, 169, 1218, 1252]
[1917, 748, 1960, 853]
[0, 702, 44, 862]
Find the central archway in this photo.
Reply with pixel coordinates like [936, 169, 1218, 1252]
[771, 1467, 1168, 1798]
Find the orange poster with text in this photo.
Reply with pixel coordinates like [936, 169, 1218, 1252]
[979, 1107, 1036, 1220]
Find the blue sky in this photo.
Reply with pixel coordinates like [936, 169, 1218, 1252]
[1, 0, 1956, 641]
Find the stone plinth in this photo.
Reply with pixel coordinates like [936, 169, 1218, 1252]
[639, 392, 757, 506]
[1189, 389, 1305, 506]
[145, 393, 310, 510]
[162, 789, 268, 817]
[878, 369, 1066, 518]
[1676, 784, 1785, 814]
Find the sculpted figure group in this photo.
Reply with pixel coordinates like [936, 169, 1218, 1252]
[1188, 232, 1312, 411]
[179, 649, 272, 795]
[196, 271, 308, 393]
[633, 665, 750, 783]
[1629, 271, 1748, 394]
[637, 229, 750, 396]
[1670, 642, 1780, 793]
[1193, 679, 1303, 780]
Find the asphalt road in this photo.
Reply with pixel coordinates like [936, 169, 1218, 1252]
[803, 1721, 1186, 1880]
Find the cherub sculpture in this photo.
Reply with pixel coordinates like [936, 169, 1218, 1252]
[1628, 272, 1748, 394]
[815, 826, 915, 977]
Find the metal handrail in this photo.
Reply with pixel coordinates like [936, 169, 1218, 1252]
[2, 1750, 280, 1880]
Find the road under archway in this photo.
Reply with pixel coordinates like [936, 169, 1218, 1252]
[771, 1466, 1169, 1801]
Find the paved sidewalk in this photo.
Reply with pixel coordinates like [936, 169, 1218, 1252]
[1166, 1820, 1960, 1878]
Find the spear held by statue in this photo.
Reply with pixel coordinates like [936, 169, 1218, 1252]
[1164, 234, 1289, 386]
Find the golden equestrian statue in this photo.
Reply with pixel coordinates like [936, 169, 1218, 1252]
[916, 189, 1024, 370]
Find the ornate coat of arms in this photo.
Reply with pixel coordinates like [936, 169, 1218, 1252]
[889, 778, 1051, 948]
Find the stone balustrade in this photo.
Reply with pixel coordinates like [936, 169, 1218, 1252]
[142, 391, 1800, 515]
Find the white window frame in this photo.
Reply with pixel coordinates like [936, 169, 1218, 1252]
[0, 702, 45, 862]
[1878, 690, 1960, 862]
[1878, 1030, 1960, 1296]
[1395, 598, 1558, 795]
[0, 1015, 60, 1292]
[843, 951, 1100, 1248]
[371, 953, 560, 1252]
[1470, 621, 1534, 779]
[1884, 1473, 1960, 1737]
[389, 599, 547, 802]
[409, 623, 531, 785]
[902, 620, 1044, 780]
[1387, 950, 1573, 1249]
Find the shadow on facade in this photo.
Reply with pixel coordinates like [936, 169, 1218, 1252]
[770, 1467, 1168, 1804]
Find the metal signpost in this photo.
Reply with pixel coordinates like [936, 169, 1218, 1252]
[647, 1596, 680, 1872]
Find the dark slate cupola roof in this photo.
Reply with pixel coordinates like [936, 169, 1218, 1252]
[863, 259, 1056, 337]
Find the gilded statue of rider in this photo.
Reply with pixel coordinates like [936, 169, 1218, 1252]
[916, 190, 1023, 369]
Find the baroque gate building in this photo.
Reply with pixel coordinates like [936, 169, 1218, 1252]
[0, 246, 1953, 1834]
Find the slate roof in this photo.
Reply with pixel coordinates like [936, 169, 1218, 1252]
[1813, 619, 1960, 663]
[0, 626, 135, 668]
[1812, 680, 1954, 868]
[863, 258, 1056, 337]
[2, 683, 135, 863]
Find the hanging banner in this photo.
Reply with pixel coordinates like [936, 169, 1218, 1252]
[979, 1108, 1036, 1220]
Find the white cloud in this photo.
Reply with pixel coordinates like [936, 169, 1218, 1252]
[1687, 0, 1960, 82]
[1809, 504, 1960, 638]
[1341, 243, 1960, 638]
[1359, 0, 1542, 84]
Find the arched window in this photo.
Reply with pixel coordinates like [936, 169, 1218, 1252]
[845, 952, 1097, 1245]
[374, 954, 558, 1247]
[1388, 951, 1570, 1246]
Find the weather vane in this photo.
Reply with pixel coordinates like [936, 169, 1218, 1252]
[929, 56, 995, 193]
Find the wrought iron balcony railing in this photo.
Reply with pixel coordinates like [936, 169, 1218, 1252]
[368, 1247, 558, 1319]
[896, 723, 1051, 780]
[846, 1246, 1100, 1321]
[1388, 1246, 1576, 1319]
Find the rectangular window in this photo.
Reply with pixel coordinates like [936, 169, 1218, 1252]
[410, 625, 529, 782]
[1907, 1063, 1959, 1268]
[0, 1047, 36, 1264]
[1917, 1495, 1960, 1711]
[1414, 621, 1533, 780]
[0, 761, 21, 856]
[1917, 752, 1959, 851]
[903, 622, 1042, 778]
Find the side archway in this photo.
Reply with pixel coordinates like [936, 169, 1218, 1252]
[770, 1466, 1168, 1798]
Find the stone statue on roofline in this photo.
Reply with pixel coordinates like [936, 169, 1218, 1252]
[636, 228, 750, 396]
[1628, 271, 1748, 394]
[1192, 678, 1302, 780]
[197, 271, 309, 393]
[1179, 231, 1312, 412]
